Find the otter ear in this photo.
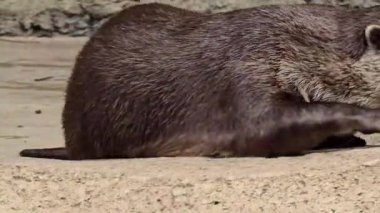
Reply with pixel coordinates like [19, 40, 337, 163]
[365, 25, 380, 50]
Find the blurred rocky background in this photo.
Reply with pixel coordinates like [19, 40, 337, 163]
[0, 0, 380, 37]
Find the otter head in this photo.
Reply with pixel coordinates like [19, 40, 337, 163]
[350, 24, 380, 108]
[281, 22, 380, 109]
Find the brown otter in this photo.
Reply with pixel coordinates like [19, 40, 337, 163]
[20, 3, 380, 160]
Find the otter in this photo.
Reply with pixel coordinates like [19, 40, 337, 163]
[20, 3, 380, 160]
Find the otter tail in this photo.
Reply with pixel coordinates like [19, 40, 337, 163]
[19, 147, 68, 160]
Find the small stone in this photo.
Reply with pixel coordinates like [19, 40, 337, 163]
[35, 109, 42, 114]
[362, 159, 380, 167]
[212, 201, 220, 205]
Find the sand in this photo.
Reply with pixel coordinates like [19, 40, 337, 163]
[0, 37, 379, 212]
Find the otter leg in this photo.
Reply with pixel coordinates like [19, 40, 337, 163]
[130, 133, 238, 158]
[237, 102, 380, 157]
[313, 135, 366, 150]
[138, 103, 380, 158]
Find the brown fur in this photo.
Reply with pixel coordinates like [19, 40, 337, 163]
[20, 3, 380, 160]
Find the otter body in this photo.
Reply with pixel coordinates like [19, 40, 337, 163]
[20, 3, 380, 160]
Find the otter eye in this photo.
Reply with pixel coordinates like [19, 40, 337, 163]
[365, 25, 380, 51]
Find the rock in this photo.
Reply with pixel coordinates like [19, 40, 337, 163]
[81, 0, 138, 19]
[0, 16, 22, 36]
[32, 12, 53, 31]
[0, 0, 380, 37]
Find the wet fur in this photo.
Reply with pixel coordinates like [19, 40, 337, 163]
[20, 3, 380, 160]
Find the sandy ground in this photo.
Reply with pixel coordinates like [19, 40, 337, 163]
[0, 37, 379, 212]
